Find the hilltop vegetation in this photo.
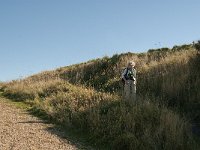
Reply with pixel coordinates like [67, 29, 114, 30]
[1, 43, 200, 149]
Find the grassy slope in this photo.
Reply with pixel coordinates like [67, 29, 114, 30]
[1, 44, 200, 149]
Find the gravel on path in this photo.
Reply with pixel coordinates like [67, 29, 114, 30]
[0, 98, 78, 150]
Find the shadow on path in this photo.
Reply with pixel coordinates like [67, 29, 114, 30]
[18, 121, 48, 124]
[25, 108, 94, 150]
[0, 95, 94, 150]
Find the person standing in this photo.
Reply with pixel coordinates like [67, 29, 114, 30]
[122, 61, 137, 103]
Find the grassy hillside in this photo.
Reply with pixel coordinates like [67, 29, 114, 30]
[1, 43, 200, 149]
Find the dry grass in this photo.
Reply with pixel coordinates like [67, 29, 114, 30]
[1, 43, 200, 149]
[2, 78, 196, 149]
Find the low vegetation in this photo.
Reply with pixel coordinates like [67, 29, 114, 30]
[1, 43, 200, 149]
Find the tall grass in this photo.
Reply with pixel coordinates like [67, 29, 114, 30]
[1, 79, 196, 149]
[1, 43, 200, 149]
[43, 94, 196, 149]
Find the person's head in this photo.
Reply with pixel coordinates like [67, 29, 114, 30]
[127, 61, 135, 68]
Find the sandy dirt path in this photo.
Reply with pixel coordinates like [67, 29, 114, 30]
[0, 97, 79, 150]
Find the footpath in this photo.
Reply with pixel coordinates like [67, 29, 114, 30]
[0, 96, 79, 150]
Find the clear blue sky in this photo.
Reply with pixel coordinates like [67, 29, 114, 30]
[0, 0, 200, 81]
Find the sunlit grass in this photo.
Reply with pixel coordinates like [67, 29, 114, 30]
[1, 44, 200, 149]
